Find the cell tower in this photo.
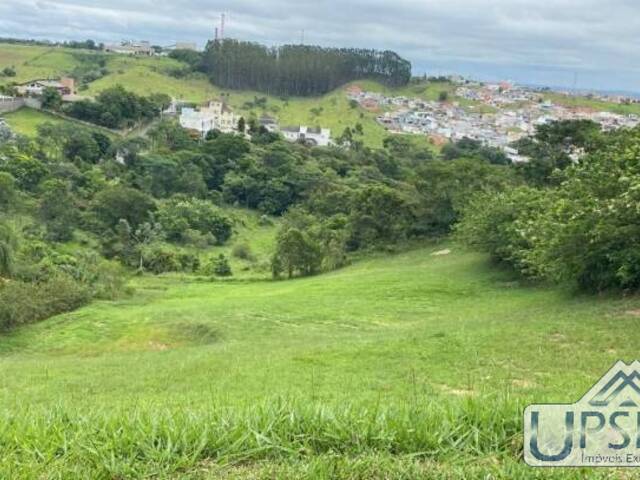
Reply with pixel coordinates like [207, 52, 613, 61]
[214, 27, 219, 42]
[220, 13, 226, 40]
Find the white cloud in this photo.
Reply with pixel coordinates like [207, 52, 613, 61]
[1, 0, 639, 91]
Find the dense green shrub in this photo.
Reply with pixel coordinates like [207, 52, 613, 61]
[458, 127, 640, 292]
[212, 254, 232, 277]
[138, 244, 182, 274]
[0, 222, 16, 278]
[0, 275, 91, 330]
[157, 197, 232, 245]
[0, 173, 18, 210]
[231, 242, 255, 261]
[137, 243, 199, 274]
[456, 187, 550, 277]
[63, 85, 170, 129]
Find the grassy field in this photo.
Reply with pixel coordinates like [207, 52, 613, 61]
[1, 107, 82, 136]
[1, 107, 120, 137]
[543, 92, 640, 116]
[0, 44, 82, 85]
[1, 243, 639, 477]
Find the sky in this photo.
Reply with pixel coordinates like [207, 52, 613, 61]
[1, 0, 639, 93]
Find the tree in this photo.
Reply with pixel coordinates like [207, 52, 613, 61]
[441, 137, 509, 165]
[212, 254, 232, 277]
[1, 151, 47, 191]
[115, 219, 164, 271]
[157, 198, 233, 245]
[271, 228, 322, 279]
[39, 179, 77, 241]
[41, 87, 63, 110]
[92, 186, 156, 231]
[348, 185, 413, 247]
[0, 172, 18, 210]
[438, 91, 449, 102]
[457, 127, 640, 292]
[237, 117, 246, 134]
[1, 66, 16, 77]
[0, 222, 16, 278]
[63, 129, 102, 164]
[201, 39, 411, 97]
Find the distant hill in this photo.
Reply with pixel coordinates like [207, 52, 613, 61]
[0, 42, 447, 148]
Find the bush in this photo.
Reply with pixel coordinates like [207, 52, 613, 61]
[457, 127, 640, 292]
[139, 244, 182, 274]
[1, 66, 16, 77]
[157, 198, 233, 245]
[0, 275, 91, 330]
[138, 243, 199, 274]
[182, 229, 216, 248]
[231, 243, 255, 262]
[202, 254, 232, 277]
[456, 187, 549, 278]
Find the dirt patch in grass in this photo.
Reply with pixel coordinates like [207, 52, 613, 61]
[511, 379, 535, 389]
[439, 385, 477, 397]
[148, 341, 170, 351]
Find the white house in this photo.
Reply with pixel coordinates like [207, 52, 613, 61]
[16, 78, 76, 96]
[281, 126, 331, 146]
[179, 100, 239, 136]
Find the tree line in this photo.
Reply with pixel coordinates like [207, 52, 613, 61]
[457, 120, 640, 292]
[196, 39, 412, 96]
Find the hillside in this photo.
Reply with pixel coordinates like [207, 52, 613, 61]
[2, 41, 640, 479]
[1, 245, 638, 477]
[0, 43, 437, 148]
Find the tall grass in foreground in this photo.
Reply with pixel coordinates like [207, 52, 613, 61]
[0, 396, 621, 479]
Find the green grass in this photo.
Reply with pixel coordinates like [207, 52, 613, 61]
[1, 107, 117, 137]
[84, 55, 217, 102]
[1, 107, 80, 136]
[543, 92, 640, 116]
[0, 44, 81, 85]
[1, 244, 640, 477]
[182, 207, 279, 280]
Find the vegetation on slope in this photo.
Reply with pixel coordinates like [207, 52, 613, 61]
[458, 121, 640, 291]
[201, 40, 412, 96]
[1, 246, 639, 477]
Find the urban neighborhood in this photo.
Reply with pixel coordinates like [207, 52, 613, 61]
[347, 82, 640, 161]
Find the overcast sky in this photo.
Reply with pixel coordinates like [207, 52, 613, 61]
[2, 0, 639, 93]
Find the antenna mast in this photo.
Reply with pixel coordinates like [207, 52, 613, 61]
[220, 13, 226, 40]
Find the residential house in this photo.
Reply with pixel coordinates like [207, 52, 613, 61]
[179, 100, 239, 136]
[16, 77, 75, 96]
[281, 126, 331, 146]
